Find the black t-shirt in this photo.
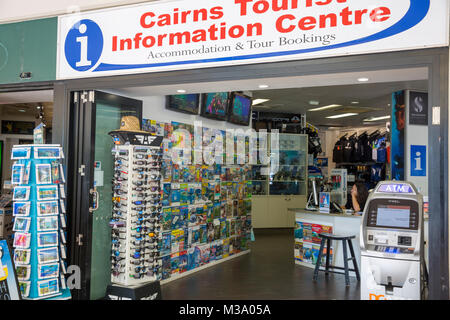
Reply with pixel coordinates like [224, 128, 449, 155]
[333, 138, 345, 163]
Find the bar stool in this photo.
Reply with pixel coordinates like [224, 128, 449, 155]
[312, 233, 360, 286]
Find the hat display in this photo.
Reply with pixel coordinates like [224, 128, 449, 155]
[111, 115, 148, 134]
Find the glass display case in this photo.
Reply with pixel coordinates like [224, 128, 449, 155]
[250, 133, 308, 196]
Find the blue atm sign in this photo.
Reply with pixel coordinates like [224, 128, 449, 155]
[377, 184, 414, 194]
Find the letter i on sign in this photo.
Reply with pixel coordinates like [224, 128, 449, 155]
[76, 24, 92, 67]
[414, 152, 422, 170]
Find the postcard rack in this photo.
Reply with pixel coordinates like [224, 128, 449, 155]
[10, 144, 71, 300]
[110, 139, 164, 286]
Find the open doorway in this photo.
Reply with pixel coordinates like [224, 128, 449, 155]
[68, 65, 430, 300]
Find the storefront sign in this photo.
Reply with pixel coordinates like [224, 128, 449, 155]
[410, 145, 426, 177]
[57, 0, 449, 79]
[409, 91, 428, 125]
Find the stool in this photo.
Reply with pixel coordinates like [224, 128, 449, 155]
[312, 233, 360, 286]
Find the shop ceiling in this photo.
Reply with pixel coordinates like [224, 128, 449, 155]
[116, 67, 428, 128]
[0, 89, 54, 126]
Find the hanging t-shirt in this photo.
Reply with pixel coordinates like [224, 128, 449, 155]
[343, 137, 355, 163]
[333, 139, 345, 163]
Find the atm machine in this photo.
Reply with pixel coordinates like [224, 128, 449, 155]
[360, 181, 428, 300]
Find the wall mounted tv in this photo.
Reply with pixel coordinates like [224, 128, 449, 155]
[228, 93, 252, 126]
[165, 94, 200, 115]
[200, 92, 229, 121]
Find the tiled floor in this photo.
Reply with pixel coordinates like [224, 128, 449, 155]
[162, 228, 360, 300]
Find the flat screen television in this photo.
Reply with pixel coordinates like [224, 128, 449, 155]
[200, 92, 229, 121]
[228, 93, 252, 126]
[166, 94, 200, 115]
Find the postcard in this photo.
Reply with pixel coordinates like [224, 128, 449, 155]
[11, 164, 24, 185]
[11, 147, 31, 160]
[37, 247, 59, 264]
[37, 232, 59, 248]
[18, 281, 30, 298]
[37, 201, 59, 216]
[35, 146, 61, 159]
[23, 162, 31, 184]
[38, 263, 60, 280]
[16, 265, 31, 281]
[37, 185, 59, 201]
[37, 216, 59, 231]
[13, 249, 31, 265]
[13, 232, 31, 248]
[13, 202, 30, 216]
[37, 279, 59, 297]
[13, 217, 31, 232]
[13, 186, 30, 201]
[36, 163, 52, 184]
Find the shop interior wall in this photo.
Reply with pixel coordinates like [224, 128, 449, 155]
[102, 89, 253, 133]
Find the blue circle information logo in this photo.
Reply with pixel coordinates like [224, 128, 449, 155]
[64, 19, 103, 72]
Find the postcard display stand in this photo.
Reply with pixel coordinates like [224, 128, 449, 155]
[109, 133, 165, 286]
[10, 145, 71, 300]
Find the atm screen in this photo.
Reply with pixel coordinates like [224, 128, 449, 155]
[376, 205, 410, 228]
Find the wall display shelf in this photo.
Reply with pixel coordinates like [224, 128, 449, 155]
[138, 119, 253, 283]
[250, 134, 308, 228]
[10, 144, 71, 300]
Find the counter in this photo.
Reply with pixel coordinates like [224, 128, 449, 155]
[290, 209, 429, 277]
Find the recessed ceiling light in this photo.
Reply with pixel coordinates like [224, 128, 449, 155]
[258, 85, 269, 89]
[326, 113, 358, 119]
[357, 77, 369, 82]
[363, 115, 391, 122]
[18, 109, 26, 112]
[252, 99, 270, 106]
[351, 101, 359, 104]
[309, 100, 320, 106]
[177, 89, 186, 93]
[308, 104, 342, 112]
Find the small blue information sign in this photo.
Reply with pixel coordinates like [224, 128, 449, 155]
[410, 145, 427, 177]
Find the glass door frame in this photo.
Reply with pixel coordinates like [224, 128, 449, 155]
[68, 90, 142, 300]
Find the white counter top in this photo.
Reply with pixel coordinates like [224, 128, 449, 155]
[289, 208, 362, 219]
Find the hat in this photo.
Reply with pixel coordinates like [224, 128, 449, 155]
[111, 116, 148, 134]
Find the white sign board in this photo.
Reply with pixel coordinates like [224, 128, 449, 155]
[57, 0, 449, 79]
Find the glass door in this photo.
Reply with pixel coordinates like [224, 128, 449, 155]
[70, 91, 142, 300]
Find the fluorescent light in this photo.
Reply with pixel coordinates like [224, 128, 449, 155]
[308, 104, 342, 112]
[252, 99, 270, 106]
[18, 109, 26, 112]
[364, 115, 391, 122]
[309, 100, 320, 105]
[357, 77, 369, 82]
[326, 113, 358, 119]
[177, 89, 186, 93]
[351, 101, 359, 104]
[258, 84, 269, 89]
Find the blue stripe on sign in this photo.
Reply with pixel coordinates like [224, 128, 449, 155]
[93, 0, 430, 72]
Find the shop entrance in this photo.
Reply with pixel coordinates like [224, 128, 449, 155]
[65, 63, 443, 300]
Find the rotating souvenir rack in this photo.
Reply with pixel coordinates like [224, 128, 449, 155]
[10, 144, 71, 300]
[109, 132, 164, 286]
